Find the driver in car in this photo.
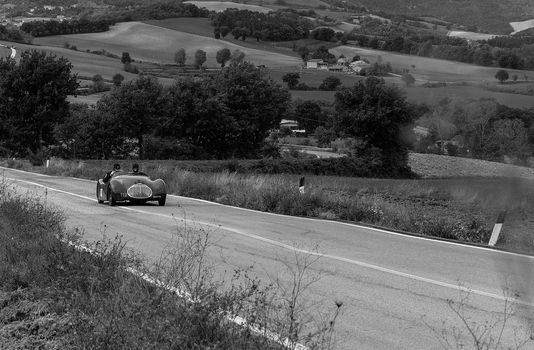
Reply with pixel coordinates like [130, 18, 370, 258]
[103, 163, 120, 183]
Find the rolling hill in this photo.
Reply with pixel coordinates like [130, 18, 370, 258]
[34, 21, 301, 68]
[346, 0, 534, 34]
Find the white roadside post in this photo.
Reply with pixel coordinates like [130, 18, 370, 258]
[488, 211, 506, 246]
[299, 176, 305, 194]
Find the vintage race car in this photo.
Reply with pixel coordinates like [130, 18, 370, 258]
[96, 171, 167, 206]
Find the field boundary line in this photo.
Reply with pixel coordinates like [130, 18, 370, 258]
[7, 176, 534, 309]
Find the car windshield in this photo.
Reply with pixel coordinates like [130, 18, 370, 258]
[111, 170, 125, 177]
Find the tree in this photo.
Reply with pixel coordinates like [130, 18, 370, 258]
[194, 49, 207, 69]
[112, 73, 124, 86]
[401, 73, 415, 86]
[490, 118, 530, 160]
[159, 62, 291, 158]
[121, 51, 132, 64]
[220, 26, 230, 38]
[333, 77, 415, 172]
[230, 49, 245, 63]
[319, 76, 341, 90]
[214, 27, 221, 39]
[495, 69, 509, 83]
[54, 104, 127, 159]
[214, 62, 291, 157]
[311, 27, 336, 41]
[0, 50, 78, 155]
[174, 48, 186, 66]
[91, 74, 106, 92]
[311, 46, 335, 62]
[282, 72, 300, 89]
[97, 76, 164, 159]
[296, 46, 309, 61]
[452, 98, 498, 158]
[215, 48, 231, 67]
[294, 100, 326, 132]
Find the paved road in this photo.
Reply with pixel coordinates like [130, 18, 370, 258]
[4, 167, 534, 349]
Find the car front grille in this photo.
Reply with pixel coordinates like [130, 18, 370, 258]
[127, 183, 153, 199]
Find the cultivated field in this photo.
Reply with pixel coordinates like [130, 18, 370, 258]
[409, 153, 534, 179]
[330, 45, 534, 84]
[34, 22, 301, 68]
[0, 40, 147, 83]
[289, 82, 534, 108]
[184, 0, 272, 13]
[143, 18, 301, 58]
[447, 30, 497, 41]
[510, 18, 534, 34]
[20, 17, 534, 110]
[0, 46, 10, 58]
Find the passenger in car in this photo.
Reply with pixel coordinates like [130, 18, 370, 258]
[131, 163, 147, 176]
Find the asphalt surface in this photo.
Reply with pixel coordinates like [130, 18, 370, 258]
[4, 167, 534, 349]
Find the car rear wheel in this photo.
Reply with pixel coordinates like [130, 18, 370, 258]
[158, 195, 166, 206]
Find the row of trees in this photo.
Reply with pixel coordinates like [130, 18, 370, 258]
[173, 48, 246, 68]
[0, 24, 31, 44]
[21, 18, 113, 37]
[211, 8, 313, 42]
[344, 32, 533, 69]
[20, 2, 210, 37]
[416, 98, 534, 162]
[0, 49, 419, 175]
[57, 62, 291, 160]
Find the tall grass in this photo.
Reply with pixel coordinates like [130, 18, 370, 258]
[22, 159, 534, 248]
[0, 181, 341, 349]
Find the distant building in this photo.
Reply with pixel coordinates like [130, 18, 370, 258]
[328, 64, 346, 72]
[349, 60, 371, 73]
[413, 126, 431, 140]
[306, 59, 322, 69]
[280, 119, 306, 135]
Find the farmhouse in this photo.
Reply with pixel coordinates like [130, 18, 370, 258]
[349, 60, 371, 73]
[328, 64, 347, 72]
[413, 126, 431, 140]
[306, 59, 322, 69]
[280, 119, 306, 135]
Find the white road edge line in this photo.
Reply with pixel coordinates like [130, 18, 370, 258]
[2, 165, 533, 259]
[8, 177, 534, 309]
[68, 242, 307, 350]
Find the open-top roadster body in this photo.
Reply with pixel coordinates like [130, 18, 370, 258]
[96, 171, 167, 206]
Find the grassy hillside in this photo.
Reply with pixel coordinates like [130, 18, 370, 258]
[347, 0, 534, 34]
[24, 17, 534, 109]
[290, 79, 534, 109]
[0, 40, 146, 83]
[184, 0, 272, 13]
[331, 45, 534, 83]
[34, 22, 301, 68]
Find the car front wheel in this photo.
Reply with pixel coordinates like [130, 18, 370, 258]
[158, 195, 166, 206]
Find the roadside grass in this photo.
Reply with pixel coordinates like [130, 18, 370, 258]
[0, 182, 341, 349]
[6, 156, 534, 251]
